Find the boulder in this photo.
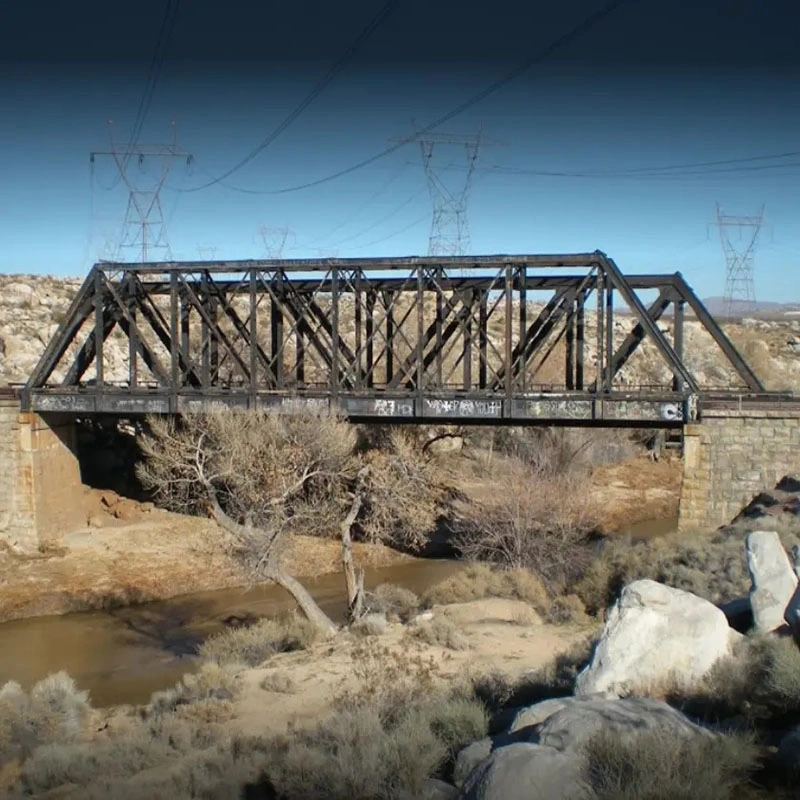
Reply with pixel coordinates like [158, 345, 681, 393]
[507, 693, 618, 734]
[784, 583, 800, 638]
[746, 530, 798, 633]
[460, 743, 595, 800]
[778, 724, 800, 775]
[453, 737, 494, 788]
[575, 580, 738, 697]
[508, 698, 573, 734]
[530, 697, 711, 754]
[398, 778, 458, 800]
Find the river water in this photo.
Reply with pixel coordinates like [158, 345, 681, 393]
[0, 518, 678, 709]
[0, 559, 462, 708]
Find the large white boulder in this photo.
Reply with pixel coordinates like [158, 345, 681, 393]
[575, 580, 738, 697]
[746, 530, 798, 633]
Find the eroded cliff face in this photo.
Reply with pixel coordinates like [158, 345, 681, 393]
[1, 272, 799, 391]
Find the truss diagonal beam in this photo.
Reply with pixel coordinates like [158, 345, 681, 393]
[588, 287, 673, 393]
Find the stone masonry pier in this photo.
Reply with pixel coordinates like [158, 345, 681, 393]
[678, 407, 800, 533]
[0, 399, 84, 553]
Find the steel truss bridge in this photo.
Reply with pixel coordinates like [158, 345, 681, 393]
[21, 251, 792, 426]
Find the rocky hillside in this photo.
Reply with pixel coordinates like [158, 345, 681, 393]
[2, 273, 800, 391]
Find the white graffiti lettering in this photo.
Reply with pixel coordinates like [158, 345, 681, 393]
[424, 399, 502, 417]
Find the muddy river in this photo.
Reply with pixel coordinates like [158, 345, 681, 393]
[0, 559, 462, 708]
[0, 518, 677, 708]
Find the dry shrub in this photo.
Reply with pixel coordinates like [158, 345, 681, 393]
[257, 645, 488, 800]
[199, 613, 318, 667]
[16, 713, 223, 796]
[410, 617, 470, 651]
[575, 523, 800, 615]
[468, 637, 595, 713]
[147, 663, 239, 717]
[358, 428, 443, 551]
[260, 671, 297, 694]
[546, 593, 589, 625]
[138, 408, 358, 544]
[173, 698, 237, 726]
[584, 726, 760, 800]
[671, 634, 800, 726]
[351, 614, 388, 637]
[0, 672, 90, 766]
[422, 562, 549, 613]
[491, 426, 637, 474]
[372, 583, 420, 622]
[453, 458, 596, 591]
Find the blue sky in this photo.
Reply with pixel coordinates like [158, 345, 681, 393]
[1, 0, 799, 302]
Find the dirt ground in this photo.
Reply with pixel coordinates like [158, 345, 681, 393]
[589, 455, 681, 533]
[99, 597, 593, 741]
[0, 598, 593, 797]
[0, 487, 411, 624]
[0, 452, 681, 625]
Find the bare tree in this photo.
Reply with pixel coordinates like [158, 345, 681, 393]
[136, 409, 443, 633]
[453, 457, 596, 591]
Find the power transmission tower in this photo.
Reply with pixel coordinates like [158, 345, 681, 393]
[394, 130, 484, 256]
[259, 225, 292, 258]
[713, 203, 765, 317]
[91, 120, 193, 262]
[197, 244, 218, 260]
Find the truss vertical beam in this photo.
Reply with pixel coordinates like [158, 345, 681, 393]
[576, 288, 585, 390]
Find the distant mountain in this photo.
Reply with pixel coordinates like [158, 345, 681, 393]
[698, 297, 800, 320]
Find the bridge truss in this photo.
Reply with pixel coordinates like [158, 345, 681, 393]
[23, 251, 778, 425]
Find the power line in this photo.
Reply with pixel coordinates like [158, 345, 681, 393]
[180, 0, 630, 196]
[347, 212, 430, 251]
[126, 1, 180, 161]
[181, 0, 401, 193]
[434, 156, 800, 180]
[306, 160, 409, 245]
[326, 187, 428, 248]
[107, 0, 180, 190]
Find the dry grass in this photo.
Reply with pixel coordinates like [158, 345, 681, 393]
[371, 583, 420, 622]
[584, 726, 761, 800]
[468, 637, 596, 713]
[576, 522, 800, 615]
[0, 672, 90, 766]
[147, 663, 240, 717]
[252, 640, 488, 800]
[260, 671, 297, 695]
[14, 721, 237, 799]
[545, 593, 590, 625]
[198, 613, 319, 667]
[351, 613, 388, 637]
[410, 617, 471, 651]
[422, 562, 550, 613]
[667, 634, 800, 726]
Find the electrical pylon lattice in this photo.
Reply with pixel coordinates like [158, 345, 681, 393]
[259, 226, 293, 258]
[91, 120, 193, 263]
[714, 203, 764, 317]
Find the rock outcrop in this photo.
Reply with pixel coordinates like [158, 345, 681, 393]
[460, 742, 595, 800]
[574, 580, 738, 697]
[456, 696, 715, 800]
[745, 530, 798, 633]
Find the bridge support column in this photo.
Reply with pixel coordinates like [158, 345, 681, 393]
[678, 408, 800, 533]
[0, 402, 84, 553]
